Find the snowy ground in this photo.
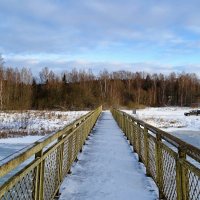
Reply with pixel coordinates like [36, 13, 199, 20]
[0, 111, 88, 160]
[59, 111, 158, 200]
[0, 110, 88, 138]
[123, 107, 200, 148]
[0, 111, 88, 185]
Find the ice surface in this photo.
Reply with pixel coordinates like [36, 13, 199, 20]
[59, 111, 158, 200]
[0, 135, 43, 144]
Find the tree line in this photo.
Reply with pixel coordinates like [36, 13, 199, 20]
[0, 58, 200, 110]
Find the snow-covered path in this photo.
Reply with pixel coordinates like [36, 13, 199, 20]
[59, 111, 157, 200]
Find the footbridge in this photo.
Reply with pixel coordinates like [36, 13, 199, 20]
[0, 107, 199, 200]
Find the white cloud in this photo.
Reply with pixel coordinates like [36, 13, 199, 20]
[4, 54, 200, 77]
[1, 0, 200, 72]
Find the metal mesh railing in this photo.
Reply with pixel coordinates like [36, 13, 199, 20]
[1, 166, 36, 200]
[43, 147, 60, 200]
[111, 108, 200, 200]
[139, 127, 145, 162]
[148, 135, 157, 182]
[185, 161, 200, 200]
[161, 144, 177, 200]
[0, 160, 39, 200]
[0, 106, 102, 200]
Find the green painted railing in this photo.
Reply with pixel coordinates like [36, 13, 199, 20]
[0, 106, 102, 200]
[111, 108, 200, 200]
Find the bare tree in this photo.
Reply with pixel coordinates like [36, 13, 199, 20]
[39, 67, 49, 84]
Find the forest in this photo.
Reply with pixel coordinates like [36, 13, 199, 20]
[0, 56, 200, 110]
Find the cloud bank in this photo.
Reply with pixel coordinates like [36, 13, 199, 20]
[0, 0, 200, 74]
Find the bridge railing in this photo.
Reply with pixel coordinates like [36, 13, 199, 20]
[111, 109, 200, 200]
[0, 106, 102, 200]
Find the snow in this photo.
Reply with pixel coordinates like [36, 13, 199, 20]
[0, 110, 88, 137]
[123, 107, 200, 148]
[0, 111, 88, 161]
[0, 111, 89, 185]
[123, 107, 200, 130]
[59, 111, 158, 200]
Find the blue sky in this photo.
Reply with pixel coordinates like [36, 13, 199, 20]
[1, 0, 200, 74]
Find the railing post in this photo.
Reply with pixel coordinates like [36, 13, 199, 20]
[124, 115, 127, 136]
[54, 135, 65, 198]
[144, 126, 150, 176]
[122, 113, 124, 130]
[74, 129, 80, 162]
[137, 122, 142, 161]
[58, 135, 64, 182]
[67, 136, 73, 174]
[176, 146, 188, 200]
[128, 119, 132, 142]
[35, 150, 45, 200]
[77, 128, 82, 153]
[155, 132, 164, 199]
[126, 118, 129, 140]
[119, 113, 121, 126]
[81, 122, 86, 149]
[129, 119, 133, 146]
[132, 122, 137, 153]
[123, 114, 125, 133]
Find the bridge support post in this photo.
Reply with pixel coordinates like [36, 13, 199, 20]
[67, 136, 73, 174]
[137, 122, 142, 162]
[155, 133, 164, 199]
[176, 147, 188, 200]
[57, 135, 64, 183]
[132, 123, 137, 153]
[126, 118, 129, 140]
[120, 113, 123, 129]
[122, 114, 125, 133]
[144, 126, 150, 176]
[129, 119, 133, 146]
[56, 136, 66, 200]
[34, 150, 45, 200]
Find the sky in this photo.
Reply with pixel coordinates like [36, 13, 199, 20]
[1, 0, 200, 75]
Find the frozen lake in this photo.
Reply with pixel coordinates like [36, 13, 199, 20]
[0, 143, 28, 161]
[0, 143, 32, 185]
[169, 130, 200, 148]
[0, 136, 43, 185]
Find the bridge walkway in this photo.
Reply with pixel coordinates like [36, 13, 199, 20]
[59, 111, 157, 200]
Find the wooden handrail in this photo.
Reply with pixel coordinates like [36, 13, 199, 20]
[111, 108, 200, 200]
[0, 106, 102, 199]
[120, 110, 200, 162]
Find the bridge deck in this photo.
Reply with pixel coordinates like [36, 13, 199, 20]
[59, 111, 157, 200]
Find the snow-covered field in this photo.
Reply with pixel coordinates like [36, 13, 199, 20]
[0, 110, 88, 138]
[0, 110, 88, 185]
[123, 107, 200, 148]
[0, 110, 88, 160]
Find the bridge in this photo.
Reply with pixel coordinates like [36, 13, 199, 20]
[0, 106, 199, 200]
